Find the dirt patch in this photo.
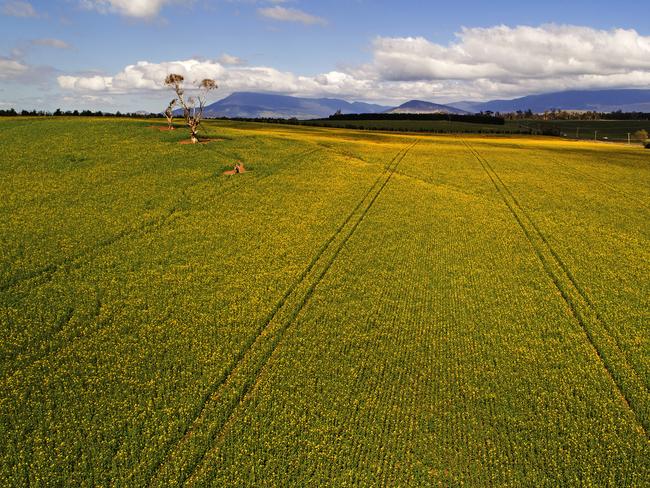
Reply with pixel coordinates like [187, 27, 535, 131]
[147, 125, 176, 131]
[223, 163, 247, 175]
[179, 138, 224, 145]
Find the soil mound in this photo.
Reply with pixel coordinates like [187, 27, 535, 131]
[224, 163, 246, 175]
[179, 138, 223, 145]
[147, 125, 175, 131]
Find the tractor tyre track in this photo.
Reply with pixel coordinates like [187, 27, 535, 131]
[146, 141, 417, 487]
[1, 149, 319, 384]
[462, 139, 649, 438]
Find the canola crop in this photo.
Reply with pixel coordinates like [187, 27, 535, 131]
[0, 118, 648, 486]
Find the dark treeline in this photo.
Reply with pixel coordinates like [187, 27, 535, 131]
[209, 116, 303, 124]
[499, 109, 650, 121]
[326, 112, 506, 125]
[312, 124, 529, 135]
[208, 116, 526, 134]
[0, 108, 160, 118]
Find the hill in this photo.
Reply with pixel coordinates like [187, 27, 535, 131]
[386, 99, 469, 115]
[450, 89, 650, 113]
[193, 92, 390, 119]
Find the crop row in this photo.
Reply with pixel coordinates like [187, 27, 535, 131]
[183, 142, 648, 485]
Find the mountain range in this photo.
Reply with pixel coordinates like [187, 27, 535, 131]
[385, 100, 469, 115]
[448, 89, 650, 113]
[194, 92, 390, 119]
[176, 89, 650, 119]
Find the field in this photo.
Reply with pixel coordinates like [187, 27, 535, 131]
[526, 120, 650, 142]
[1, 118, 648, 486]
[296, 117, 650, 141]
[300, 118, 527, 134]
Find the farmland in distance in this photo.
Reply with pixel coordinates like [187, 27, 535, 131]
[296, 117, 650, 141]
[0, 118, 648, 486]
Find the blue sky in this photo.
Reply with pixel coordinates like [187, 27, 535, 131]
[1, 0, 649, 111]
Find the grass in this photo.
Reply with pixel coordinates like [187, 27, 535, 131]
[0, 117, 648, 486]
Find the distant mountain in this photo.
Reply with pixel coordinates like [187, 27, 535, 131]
[448, 89, 650, 114]
[192, 92, 390, 119]
[386, 100, 469, 115]
[444, 101, 480, 113]
[172, 89, 650, 120]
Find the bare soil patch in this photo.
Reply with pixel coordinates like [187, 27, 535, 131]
[224, 163, 247, 175]
[178, 138, 224, 145]
[147, 125, 176, 131]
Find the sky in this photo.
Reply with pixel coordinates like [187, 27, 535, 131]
[1, 0, 649, 112]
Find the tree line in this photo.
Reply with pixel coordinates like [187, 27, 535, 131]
[0, 108, 160, 118]
[497, 109, 650, 121]
[327, 112, 506, 125]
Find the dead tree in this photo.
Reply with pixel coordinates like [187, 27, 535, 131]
[164, 99, 177, 130]
[164, 74, 218, 143]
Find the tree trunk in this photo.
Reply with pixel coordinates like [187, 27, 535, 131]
[189, 121, 199, 143]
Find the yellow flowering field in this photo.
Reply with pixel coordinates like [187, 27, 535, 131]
[0, 118, 648, 486]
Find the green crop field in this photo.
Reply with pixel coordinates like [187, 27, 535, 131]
[522, 120, 650, 142]
[1, 117, 648, 486]
[295, 117, 650, 141]
[299, 118, 527, 134]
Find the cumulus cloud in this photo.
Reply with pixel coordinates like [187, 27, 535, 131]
[1, 0, 37, 17]
[56, 24, 650, 103]
[79, 0, 187, 18]
[258, 6, 326, 26]
[371, 25, 650, 82]
[58, 74, 113, 91]
[56, 58, 371, 100]
[368, 24, 650, 99]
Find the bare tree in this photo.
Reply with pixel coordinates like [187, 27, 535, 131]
[164, 99, 177, 130]
[164, 74, 218, 143]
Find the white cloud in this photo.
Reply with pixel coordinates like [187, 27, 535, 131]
[56, 24, 650, 103]
[371, 25, 650, 82]
[0, 58, 29, 78]
[361, 24, 650, 100]
[218, 53, 246, 66]
[58, 74, 113, 91]
[258, 6, 326, 26]
[79, 0, 187, 18]
[32, 38, 72, 49]
[1, 0, 37, 17]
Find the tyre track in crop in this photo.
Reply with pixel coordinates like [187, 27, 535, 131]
[146, 141, 418, 487]
[1, 149, 320, 384]
[392, 169, 486, 202]
[151, 142, 416, 486]
[186, 141, 418, 487]
[462, 139, 649, 437]
[466, 141, 648, 385]
[316, 142, 374, 166]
